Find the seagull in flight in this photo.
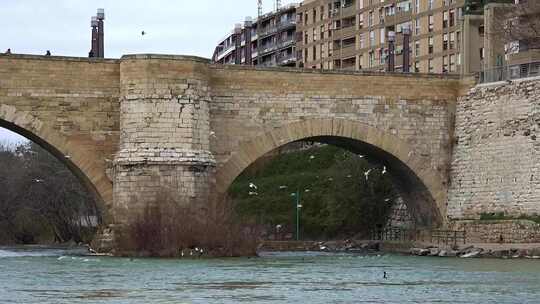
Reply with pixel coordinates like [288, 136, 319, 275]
[249, 182, 258, 190]
[364, 169, 372, 181]
[382, 166, 387, 175]
[141, 31, 147, 36]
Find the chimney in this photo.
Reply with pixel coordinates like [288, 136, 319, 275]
[90, 16, 98, 57]
[387, 31, 396, 72]
[96, 8, 105, 58]
[402, 27, 411, 73]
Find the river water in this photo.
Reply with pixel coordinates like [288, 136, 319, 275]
[1, 247, 540, 304]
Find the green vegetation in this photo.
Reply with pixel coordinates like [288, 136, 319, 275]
[0, 142, 100, 245]
[479, 212, 540, 224]
[229, 145, 398, 240]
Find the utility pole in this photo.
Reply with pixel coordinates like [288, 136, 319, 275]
[293, 190, 302, 241]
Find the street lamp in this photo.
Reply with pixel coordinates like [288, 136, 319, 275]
[292, 190, 303, 241]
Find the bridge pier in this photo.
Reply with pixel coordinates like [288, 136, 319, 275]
[103, 55, 216, 252]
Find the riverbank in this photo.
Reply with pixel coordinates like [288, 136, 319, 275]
[260, 240, 540, 259]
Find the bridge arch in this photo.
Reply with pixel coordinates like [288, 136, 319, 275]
[216, 118, 447, 228]
[0, 104, 112, 220]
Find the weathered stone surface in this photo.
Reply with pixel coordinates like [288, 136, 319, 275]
[448, 78, 540, 219]
[450, 220, 540, 243]
[0, 53, 473, 248]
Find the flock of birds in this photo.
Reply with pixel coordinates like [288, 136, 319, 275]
[245, 153, 392, 203]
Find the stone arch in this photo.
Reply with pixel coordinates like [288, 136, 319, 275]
[215, 118, 447, 228]
[0, 104, 112, 220]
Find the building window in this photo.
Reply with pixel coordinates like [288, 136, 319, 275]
[313, 8, 317, 23]
[415, 41, 421, 57]
[415, 0, 420, 12]
[360, 33, 365, 48]
[380, 28, 385, 44]
[443, 33, 449, 50]
[368, 11, 373, 27]
[415, 18, 420, 35]
[450, 32, 455, 49]
[414, 61, 420, 72]
[449, 9, 455, 27]
[428, 0, 434, 10]
[428, 15, 434, 32]
[313, 28, 317, 41]
[305, 31, 308, 44]
[313, 45, 317, 61]
[369, 30, 375, 46]
[443, 55, 448, 73]
[428, 59, 434, 73]
[359, 13, 364, 29]
[305, 13, 308, 25]
[397, 1, 411, 12]
[328, 42, 333, 56]
[443, 11, 449, 28]
[480, 47, 484, 60]
[449, 54, 456, 72]
[320, 6, 324, 21]
[428, 36, 434, 54]
[320, 25, 325, 40]
[369, 51, 374, 67]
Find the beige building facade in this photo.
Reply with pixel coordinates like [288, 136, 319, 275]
[296, 0, 465, 74]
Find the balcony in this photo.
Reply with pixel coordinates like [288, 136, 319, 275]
[259, 43, 277, 55]
[216, 44, 235, 61]
[259, 26, 277, 38]
[339, 44, 357, 58]
[260, 60, 277, 67]
[278, 19, 296, 30]
[277, 53, 296, 65]
[382, 11, 412, 25]
[341, 4, 356, 18]
[333, 25, 356, 38]
[278, 38, 295, 49]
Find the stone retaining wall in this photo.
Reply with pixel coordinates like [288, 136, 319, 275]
[450, 220, 540, 243]
[448, 77, 540, 219]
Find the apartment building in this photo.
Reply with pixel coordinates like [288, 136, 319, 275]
[296, 0, 466, 74]
[212, 4, 298, 67]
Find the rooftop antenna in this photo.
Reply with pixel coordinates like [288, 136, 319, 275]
[258, 0, 263, 17]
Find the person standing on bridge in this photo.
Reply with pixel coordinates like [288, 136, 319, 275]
[5, 48, 11, 54]
[45, 50, 51, 56]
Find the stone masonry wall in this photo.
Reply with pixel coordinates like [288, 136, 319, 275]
[449, 220, 540, 243]
[112, 55, 215, 225]
[448, 77, 540, 219]
[0, 54, 120, 213]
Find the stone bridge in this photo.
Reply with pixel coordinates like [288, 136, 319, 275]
[0, 54, 469, 246]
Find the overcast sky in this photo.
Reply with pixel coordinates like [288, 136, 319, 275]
[0, 0, 298, 144]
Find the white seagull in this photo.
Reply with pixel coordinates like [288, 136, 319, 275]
[249, 182, 258, 190]
[364, 169, 372, 181]
[382, 166, 387, 175]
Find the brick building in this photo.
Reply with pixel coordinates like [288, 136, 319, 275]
[296, 0, 466, 73]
